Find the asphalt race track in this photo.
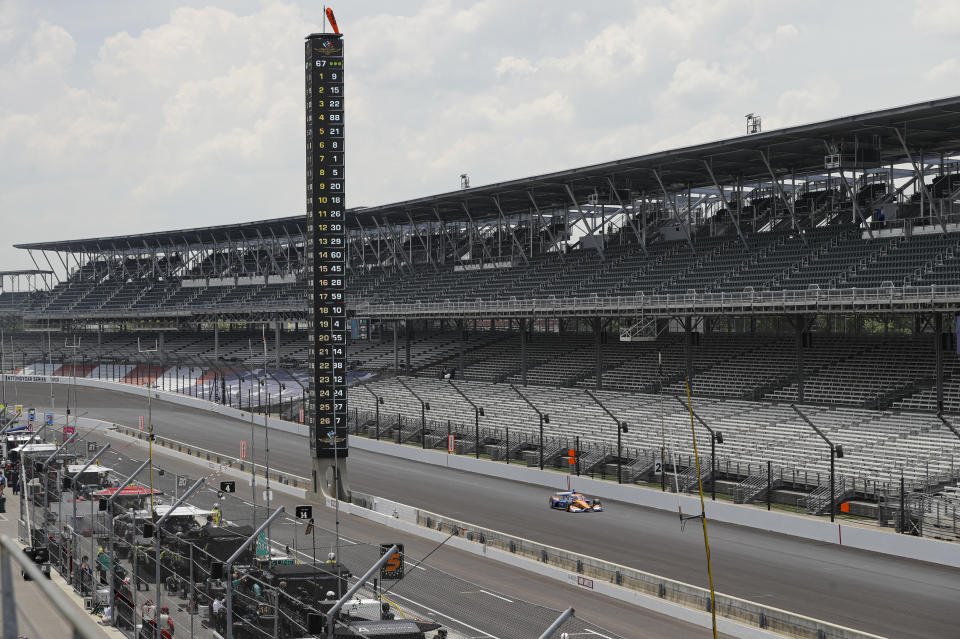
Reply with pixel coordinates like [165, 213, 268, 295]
[8, 382, 960, 638]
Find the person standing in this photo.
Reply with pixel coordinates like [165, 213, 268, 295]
[212, 596, 226, 633]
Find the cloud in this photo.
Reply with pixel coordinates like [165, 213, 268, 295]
[495, 56, 536, 76]
[0, 0, 21, 44]
[658, 59, 756, 112]
[924, 58, 959, 83]
[912, 0, 960, 36]
[775, 24, 799, 38]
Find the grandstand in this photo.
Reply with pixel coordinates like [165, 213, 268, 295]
[3, 96, 960, 514]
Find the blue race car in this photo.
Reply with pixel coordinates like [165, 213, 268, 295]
[548, 491, 604, 512]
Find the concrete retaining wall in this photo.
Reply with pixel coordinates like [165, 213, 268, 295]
[1, 374, 308, 437]
[329, 494, 884, 639]
[348, 437, 960, 569]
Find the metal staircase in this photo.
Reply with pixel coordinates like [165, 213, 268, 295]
[676, 456, 713, 493]
[805, 474, 854, 515]
[734, 468, 782, 504]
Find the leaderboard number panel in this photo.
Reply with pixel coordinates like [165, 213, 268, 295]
[306, 32, 347, 459]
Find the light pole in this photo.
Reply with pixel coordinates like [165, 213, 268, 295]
[356, 381, 385, 440]
[792, 404, 845, 522]
[584, 390, 628, 483]
[674, 396, 724, 501]
[510, 384, 549, 470]
[395, 377, 430, 449]
[448, 381, 483, 458]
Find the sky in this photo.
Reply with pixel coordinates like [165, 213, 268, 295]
[2, 0, 960, 272]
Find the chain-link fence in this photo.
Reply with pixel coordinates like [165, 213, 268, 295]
[8, 422, 625, 639]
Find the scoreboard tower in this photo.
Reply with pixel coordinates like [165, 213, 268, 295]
[305, 30, 349, 499]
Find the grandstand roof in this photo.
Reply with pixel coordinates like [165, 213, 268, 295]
[13, 95, 960, 252]
[14, 216, 307, 253]
[376, 95, 960, 224]
[0, 270, 53, 276]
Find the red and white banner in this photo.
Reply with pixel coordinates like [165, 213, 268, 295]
[240, 440, 248, 459]
[138, 416, 144, 431]
[447, 434, 455, 453]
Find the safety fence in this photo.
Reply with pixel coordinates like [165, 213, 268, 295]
[8, 422, 624, 639]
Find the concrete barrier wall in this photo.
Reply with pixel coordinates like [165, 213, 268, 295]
[12, 375, 958, 568]
[1, 374, 308, 437]
[330, 494, 884, 639]
[348, 436, 960, 568]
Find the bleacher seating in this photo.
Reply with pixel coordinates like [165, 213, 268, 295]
[4, 224, 959, 319]
[351, 376, 960, 490]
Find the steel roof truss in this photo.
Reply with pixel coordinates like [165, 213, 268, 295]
[461, 202, 495, 265]
[525, 191, 565, 263]
[893, 127, 948, 234]
[652, 169, 695, 253]
[492, 196, 528, 265]
[758, 150, 808, 245]
[405, 210, 437, 271]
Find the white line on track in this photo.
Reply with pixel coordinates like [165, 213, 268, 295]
[459, 589, 513, 602]
[479, 590, 513, 603]
[388, 591, 503, 639]
[584, 630, 614, 638]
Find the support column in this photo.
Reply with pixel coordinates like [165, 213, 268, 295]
[274, 320, 281, 369]
[393, 320, 399, 373]
[458, 319, 466, 380]
[214, 322, 220, 360]
[158, 331, 164, 356]
[405, 320, 412, 372]
[936, 313, 944, 414]
[311, 456, 351, 501]
[684, 316, 694, 384]
[595, 317, 603, 390]
[796, 316, 806, 403]
[520, 318, 528, 386]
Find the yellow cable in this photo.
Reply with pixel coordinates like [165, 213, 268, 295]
[376, 594, 408, 619]
[686, 379, 717, 639]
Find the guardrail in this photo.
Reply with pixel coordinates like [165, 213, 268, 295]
[0, 535, 106, 639]
[347, 492, 887, 639]
[111, 423, 310, 491]
[17, 283, 960, 321]
[347, 283, 960, 318]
